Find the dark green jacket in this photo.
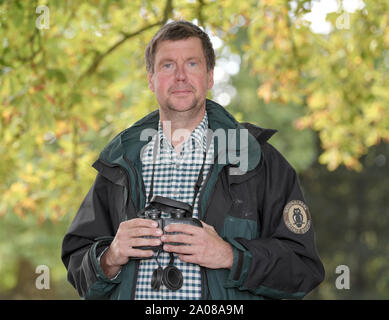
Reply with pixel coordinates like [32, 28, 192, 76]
[61, 99, 325, 299]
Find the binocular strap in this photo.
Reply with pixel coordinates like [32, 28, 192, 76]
[148, 128, 212, 210]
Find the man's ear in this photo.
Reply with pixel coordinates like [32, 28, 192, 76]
[207, 69, 214, 90]
[147, 72, 155, 92]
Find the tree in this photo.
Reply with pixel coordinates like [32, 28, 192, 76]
[2, 0, 388, 221]
[245, 0, 389, 170]
[0, 0, 388, 299]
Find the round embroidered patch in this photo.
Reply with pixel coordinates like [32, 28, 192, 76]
[283, 200, 311, 234]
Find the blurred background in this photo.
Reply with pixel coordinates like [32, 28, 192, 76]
[0, 0, 388, 299]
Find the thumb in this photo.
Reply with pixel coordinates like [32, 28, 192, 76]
[200, 220, 215, 231]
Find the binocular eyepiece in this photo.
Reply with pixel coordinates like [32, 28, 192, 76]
[144, 208, 187, 219]
[145, 208, 161, 220]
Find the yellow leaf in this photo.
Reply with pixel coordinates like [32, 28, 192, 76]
[257, 81, 272, 103]
[307, 91, 327, 110]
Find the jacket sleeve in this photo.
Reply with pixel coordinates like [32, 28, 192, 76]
[61, 173, 122, 299]
[224, 143, 325, 299]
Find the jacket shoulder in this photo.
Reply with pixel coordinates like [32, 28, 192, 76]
[240, 122, 296, 173]
[240, 122, 278, 145]
[99, 110, 159, 163]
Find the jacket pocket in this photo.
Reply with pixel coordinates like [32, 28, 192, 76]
[221, 215, 259, 240]
[226, 166, 261, 222]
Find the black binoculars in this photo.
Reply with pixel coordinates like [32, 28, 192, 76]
[135, 195, 202, 251]
[134, 195, 202, 291]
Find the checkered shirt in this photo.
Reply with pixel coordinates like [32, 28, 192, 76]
[135, 111, 213, 300]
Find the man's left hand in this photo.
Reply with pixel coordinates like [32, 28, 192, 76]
[161, 221, 233, 270]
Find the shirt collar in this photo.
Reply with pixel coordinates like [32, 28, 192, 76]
[157, 111, 209, 153]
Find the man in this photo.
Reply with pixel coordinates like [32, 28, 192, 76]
[61, 20, 325, 300]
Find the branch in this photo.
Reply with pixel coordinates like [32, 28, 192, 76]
[77, 0, 173, 82]
[78, 22, 159, 80]
[197, 0, 205, 26]
[285, 3, 302, 76]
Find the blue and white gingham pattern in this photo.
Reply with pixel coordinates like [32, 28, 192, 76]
[135, 112, 214, 300]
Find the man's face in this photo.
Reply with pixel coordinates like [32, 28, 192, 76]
[148, 37, 214, 115]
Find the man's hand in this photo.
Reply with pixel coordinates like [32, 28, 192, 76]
[100, 218, 162, 278]
[161, 221, 233, 270]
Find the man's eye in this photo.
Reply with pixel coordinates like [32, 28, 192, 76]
[189, 62, 197, 67]
[164, 63, 172, 69]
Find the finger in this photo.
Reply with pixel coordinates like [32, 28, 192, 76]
[177, 254, 199, 265]
[130, 227, 163, 238]
[199, 220, 208, 228]
[125, 218, 159, 229]
[161, 233, 194, 245]
[199, 221, 215, 232]
[128, 248, 155, 258]
[129, 237, 162, 248]
[163, 243, 197, 255]
[164, 223, 202, 234]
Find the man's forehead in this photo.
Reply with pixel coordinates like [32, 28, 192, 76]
[155, 37, 205, 59]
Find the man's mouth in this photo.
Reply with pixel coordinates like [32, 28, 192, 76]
[170, 87, 194, 95]
[171, 90, 192, 95]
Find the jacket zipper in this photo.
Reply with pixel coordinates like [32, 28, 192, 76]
[130, 260, 140, 299]
[123, 155, 147, 299]
[124, 155, 141, 211]
[198, 154, 220, 300]
[198, 153, 219, 222]
[97, 158, 142, 299]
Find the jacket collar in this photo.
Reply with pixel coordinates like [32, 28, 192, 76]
[98, 99, 262, 173]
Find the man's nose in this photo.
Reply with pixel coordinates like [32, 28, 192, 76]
[175, 64, 187, 81]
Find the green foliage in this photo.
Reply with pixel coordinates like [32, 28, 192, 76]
[226, 32, 317, 172]
[246, 0, 389, 170]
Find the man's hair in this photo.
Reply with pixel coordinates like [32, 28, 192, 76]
[145, 20, 215, 74]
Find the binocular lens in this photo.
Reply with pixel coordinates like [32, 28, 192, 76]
[170, 209, 186, 218]
[147, 208, 161, 219]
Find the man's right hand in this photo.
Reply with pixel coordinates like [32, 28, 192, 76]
[100, 218, 162, 278]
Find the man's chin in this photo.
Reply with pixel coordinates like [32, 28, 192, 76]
[166, 99, 199, 113]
